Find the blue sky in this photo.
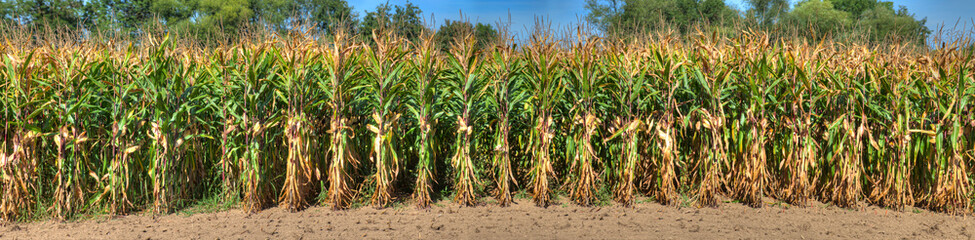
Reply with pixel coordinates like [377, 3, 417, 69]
[347, 0, 975, 38]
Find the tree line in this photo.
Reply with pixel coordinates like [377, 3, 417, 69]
[586, 0, 932, 44]
[0, 0, 499, 48]
[0, 0, 934, 45]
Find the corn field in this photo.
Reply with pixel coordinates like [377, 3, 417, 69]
[1, 26, 974, 222]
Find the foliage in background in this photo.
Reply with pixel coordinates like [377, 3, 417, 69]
[585, 0, 738, 33]
[436, 20, 498, 52]
[783, 0, 851, 39]
[585, 0, 932, 44]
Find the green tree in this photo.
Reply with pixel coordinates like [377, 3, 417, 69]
[299, 0, 357, 34]
[831, 0, 876, 18]
[784, 0, 851, 39]
[585, 0, 737, 34]
[360, 2, 424, 41]
[392, 2, 422, 41]
[858, 4, 929, 43]
[747, 0, 789, 27]
[1, 0, 17, 23]
[699, 0, 732, 23]
[616, 0, 675, 31]
[584, 0, 623, 32]
[815, 0, 930, 43]
[16, 0, 86, 29]
[149, 0, 193, 26]
[99, 0, 156, 34]
[250, 0, 296, 30]
[71, 0, 157, 34]
[194, 0, 254, 35]
[435, 20, 498, 52]
[359, 2, 391, 38]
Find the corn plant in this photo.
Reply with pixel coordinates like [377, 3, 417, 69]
[770, 51, 819, 206]
[235, 45, 281, 213]
[820, 69, 865, 208]
[563, 33, 606, 206]
[444, 32, 490, 206]
[0, 50, 42, 221]
[406, 31, 442, 208]
[644, 42, 681, 206]
[143, 37, 215, 214]
[927, 63, 972, 214]
[865, 60, 915, 210]
[89, 52, 143, 215]
[0, 24, 973, 220]
[524, 30, 563, 207]
[321, 30, 361, 210]
[727, 52, 774, 208]
[48, 49, 95, 220]
[486, 32, 524, 207]
[604, 40, 652, 206]
[209, 48, 245, 203]
[277, 39, 322, 211]
[362, 31, 409, 208]
[681, 61, 731, 208]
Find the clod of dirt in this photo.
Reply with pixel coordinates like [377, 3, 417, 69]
[430, 224, 444, 231]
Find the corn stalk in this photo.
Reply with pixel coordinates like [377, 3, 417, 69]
[278, 42, 321, 211]
[525, 30, 562, 207]
[322, 30, 361, 210]
[0, 50, 41, 221]
[237, 46, 279, 213]
[564, 33, 605, 206]
[93, 54, 142, 215]
[927, 64, 971, 214]
[407, 31, 442, 208]
[772, 53, 819, 206]
[445, 31, 490, 206]
[363, 31, 408, 208]
[683, 65, 730, 208]
[486, 32, 524, 207]
[821, 69, 865, 208]
[646, 44, 681, 206]
[604, 41, 648, 206]
[727, 54, 773, 208]
[50, 51, 93, 220]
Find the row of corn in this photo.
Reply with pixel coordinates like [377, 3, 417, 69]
[1, 28, 974, 222]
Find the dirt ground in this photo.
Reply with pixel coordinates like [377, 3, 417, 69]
[2, 198, 974, 239]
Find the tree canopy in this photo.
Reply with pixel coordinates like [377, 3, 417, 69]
[0, 0, 935, 46]
[0, 0, 483, 44]
[359, 2, 423, 42]
[784, 0, 851, 38]
[436, 19, 498, 51]
[584, 0, 737, 33]
[585, 0, 932, 44]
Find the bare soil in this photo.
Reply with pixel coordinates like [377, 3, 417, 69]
[2, 198, 974, 239]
